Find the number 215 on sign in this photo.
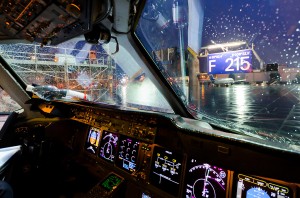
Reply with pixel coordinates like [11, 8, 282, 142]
[208, 50, 252, 74]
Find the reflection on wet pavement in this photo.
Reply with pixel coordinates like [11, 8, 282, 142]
[196, 84, 300, 143]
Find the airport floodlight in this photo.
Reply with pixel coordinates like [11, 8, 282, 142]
[204, 41, 247, 50]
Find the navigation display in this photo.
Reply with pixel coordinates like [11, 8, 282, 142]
[85, 127, 101, 154]
[115, 136, 140, 173]
[236, 174, 292, 198]
[149, 146, 183, 197]
[99, 131, 119, 163]
[185, 158, 228, 198]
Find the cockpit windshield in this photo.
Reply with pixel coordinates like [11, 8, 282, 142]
[135, 0, 300, 146]
[0, 40, 173, 114]
[0, 0, 300, 148]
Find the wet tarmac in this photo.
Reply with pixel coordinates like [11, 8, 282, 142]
[195, 84, 300, 142]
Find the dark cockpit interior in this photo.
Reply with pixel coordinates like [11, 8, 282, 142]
[0, 0, 300, 197]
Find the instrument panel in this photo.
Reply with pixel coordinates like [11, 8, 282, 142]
[68, 105, 157, 144]
[116, 136, 140, 173]
[17, 101, 298, 197]
[80, 124, 296, 198]
[185, 159, 229, 198]
[236, 174, 293, 198]
[149, 146, 183, 197]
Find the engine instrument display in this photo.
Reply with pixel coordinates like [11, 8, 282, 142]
[236, 174, 292, 198]
[115, 136, 140, 173]
[85, 127, 101, 154]
[149, 146, 183, 197]
[185, 158, 228, 198]
[99, 131, 119, 163]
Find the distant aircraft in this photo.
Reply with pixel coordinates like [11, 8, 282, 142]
[209, 74, 234, 85]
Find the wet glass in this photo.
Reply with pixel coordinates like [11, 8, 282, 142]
[0, 88, 22, 113]
[0, 41, 173, 114]
[135, 0, 300, 146]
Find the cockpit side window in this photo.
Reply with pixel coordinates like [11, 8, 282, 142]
[0, 87, 21, 113]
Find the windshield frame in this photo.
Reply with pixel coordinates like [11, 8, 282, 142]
[130, 1, 194, 118]
[131, 0, 300, 147]
[0, 34, 180, 114]
[0, 0, 192, 117]
[0, 55, 28, 92]
[130, 35, 194, 118]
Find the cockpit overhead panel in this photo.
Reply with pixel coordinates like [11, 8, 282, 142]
[0, 0, 93, 45]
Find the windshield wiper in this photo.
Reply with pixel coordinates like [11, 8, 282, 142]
[26, 85, 91, 101]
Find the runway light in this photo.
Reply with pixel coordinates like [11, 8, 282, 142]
[204, 41, 247, 49]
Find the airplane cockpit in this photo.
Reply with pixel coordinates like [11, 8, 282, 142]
[0, 0, 299, 197]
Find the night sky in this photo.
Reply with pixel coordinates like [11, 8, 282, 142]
[203, 0, 300, 67]
[136, 0, 299, 71]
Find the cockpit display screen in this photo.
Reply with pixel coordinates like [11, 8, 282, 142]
[99, 131, 119, 163]
[185, 158, 228, 198]
[100, 173, 124, 192]
[149, 146, 183, 197]
[85, 127, 101, 155]
[115, 136, 140, 173]
[236, 174, 292, 198]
